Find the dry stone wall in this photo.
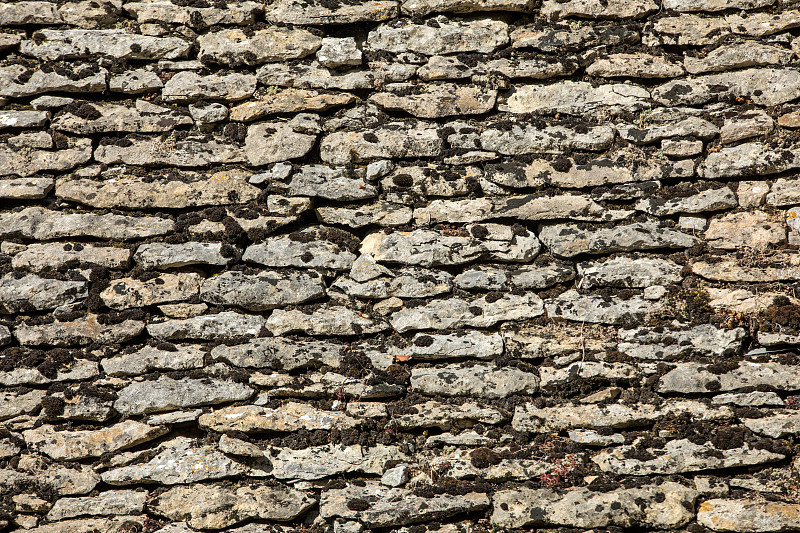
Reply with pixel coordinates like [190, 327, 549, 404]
[2, 0, 800, 532]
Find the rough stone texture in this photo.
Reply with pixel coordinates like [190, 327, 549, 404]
[2, 2, 800, 532]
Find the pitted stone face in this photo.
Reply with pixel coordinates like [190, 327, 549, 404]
[2, 0, 800, 531]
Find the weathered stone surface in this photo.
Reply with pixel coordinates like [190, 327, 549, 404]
[545, 290, 654, 324]
[502, 81, 649, 114]
[492, 483, 696, 529]
[390, 293, 544, 332]
[134, 242, 228, 269]
[692, 255, 800, 282]
[320, 482, 490, 527]
[333, 268, 452, 299]
[390, 400, 508, 430]
[147, 312, 265, 340]
[269, 0, 397, 23]
[101, 345, 205, 376]
[0, 110, 48, 129]
[259, 444, 403, 480]
[362, 225, 540, 266]
[697, 499, 800, 532]
[399, 331, 503, 361]
[659, 362, 800, 393]
[371, 84, 496, 118]
[667, 0, 770, 9]
[95, 135, 244, 167]
[539, 222, 694, 257]
[767, 178, 800, 206]
[125, 1, 261, 26]
[15, 316, 144, 346]
[0, 273, 86, 313]
[153, 483, 314, 529]
[200, 271, 325, 311]
[162, 71, 257, 103]
[243, 227, 357, 270]
[402, 0, 533, 15]
[368, 20, 508, 54]
[267, 165, 377, 201]
[52, 103, 191, 133]
[0, 138, 92, 177]
[703, 143, 800, 179]
[267, 306, 389, 336]
[23, 421, 167, 461]
[47, 491, 147, 521]
[317, 202, 411, 227]
[649, 14, 730, 46]
[636, 187, 737, 215]
[0, 64, 107, 98]
[0, 177, 53, 199]
[317, 37, 362, 68]
[728, 11, 800, 37]
[0, 1, 61, 25]
[594, 439, 783, 475]
[21, 30, 190, 60]
[199, 402, 359, 433]
[0, 358, 98, 386]
[320, 126, 443, 165]
[0, 389, 45, 420]
[685, 43, 791, 74]
[513, 400, 731, 432]
[115, 376, 253, 415]
[512, 24, 637, 51]
[100, 273, 200, 309]
[257, 63, 375, 90]
[231, 89, 354, 121]
[588, 53, 683, 78]
[244, 122, 316, 166]
[198, 28, 321, 66]
[704, 211, 785, 250]
[2, 456, 99, 496]
[742, 413, 800, 438]
[540, 362, 637, 390]
[542, 0, 657, 18]
[481, 124, 615, 154]
[619, 324, 744, 359]
[13, 243, 130, 271]
[211, 337, 343, 370]
[654, 69, 800, 107]
[411, 364, 538, 398]
[618, 116, 719, 145]
[578, 257, 682, 288]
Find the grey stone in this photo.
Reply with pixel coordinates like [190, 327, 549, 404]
[2, 456, 99, 496]
[411, 364, 539, 398]
[198, 28, 321, 66]
[587, 53, 684, 78]
[273, 165, 378, 201]
[101, 345, 206, 376]
[665, 0, 770, 9]
[617, 116, 719, 144]
[0, 389, 45, 420]
[94, 135, 244, 167]
[134, 242, 229, 269]
[636, 187, 737, 215]
[257, 63, 375, 91]
[231, 89, 355, 121]
[21, 29, 189, 60]
[648, 14, 730, 46]
[199, 402, 359, 433]
[370, 83, 496, 118]
[244, 122, 316, 166]
[125, 1, 261, 26]
[162, 71, 255, 103]
[540, 222, 695, 258]
[402, 0, 533, 15]
[0, 64, 106, 98]
[109, 69, 163, 93]
[362, 225, 540, 267]
[0, 138, 92, 177]
[720, 110, 774, 145]
[23, 421, 167, 461]
[491, 483, 696, 529]
[691, 254, 800, 282]
[368, 20, 508, 55]
[594, 438, 783, 475]
[742, 413, 800, 438]
[320, 126, 443, 165]
[685, 43, 791, 74]
[317, 37, 362, 68]
[152, 482, 314, 529]
[0, 1, 61, 24]
[47, 491, 147, 522]
[0, 358, 98, 386]
[569, 429, 626, 446]
[320, 482, 490, 527]
[578, 257, 683, 288]
[767, 177, 800, 206]
[100, 273, 200, 310]
[332, 268, 452, 299]
[190, 102, 228, 124]
[712, 391, 784, 406]
[147, 311, 265, 341]
[728, 10, 800, 37]
[266, 306, 390, 336]
[402, 331, 503, 361]
[697, 499, 800, 532]
[481, 124, 615, 154]
[382, 464, 410, 487]
[541, 0, 657, 18]
[703, 143, 800, 179]
[0, 177, 52, 200]
[13, 243, 130, 271]
[512, 24, 638, 51]
[57, 0, 123, 28]
[0, 110, 48, 129]
[540, 362, 638, 391]
[200, 271, 325, 311]
[545, 290, 655, 325]
[52, 103, 191, 133]
[0, 274, 86, 313]
[618, 324, 745, 359]
[243, 227, 357, 270]
[512, 400, 731, 432]
[653, 69, 800, 107]
[115, 376, 254, 415]
[268, 0, 398, 23]
[317, 202, 411, 228]
[264, 444, 404, 480]
[659, 362, 800, 393]
[501, 81, 649, 114]
[380, 164, 480, 199]
[6, 131, 53, 150]
[211, 337, 343, 371]
[704, 211, 785, 250]
[15, 316, 144, 347]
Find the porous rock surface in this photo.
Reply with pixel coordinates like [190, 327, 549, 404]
[1, 1, 800, 533]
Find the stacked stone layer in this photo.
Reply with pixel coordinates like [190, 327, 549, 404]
[2, 0, 800, 532]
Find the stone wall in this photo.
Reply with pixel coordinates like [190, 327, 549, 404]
[1, 0, 800, 531]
